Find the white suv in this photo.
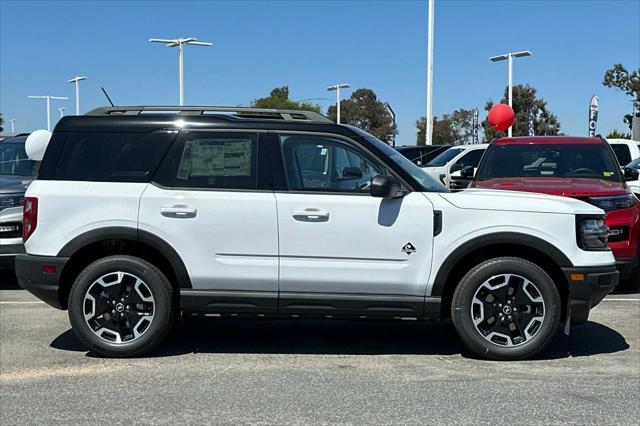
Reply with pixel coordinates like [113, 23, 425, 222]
[16, 106, 619, 360]
[421, 144, 488, 190]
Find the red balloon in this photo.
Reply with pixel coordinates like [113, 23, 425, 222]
[487, 104, 515, 131]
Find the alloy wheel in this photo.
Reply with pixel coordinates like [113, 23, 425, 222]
[83, 271, 155, 344]
[470, 273, 545, 347]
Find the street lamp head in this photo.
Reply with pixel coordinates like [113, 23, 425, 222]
[326, 83, 351, 91]
[490, 54, 508, 62]
[150, 37, 212, 48]
[513, 50, 533, 58]
[68, 76, 87, 83]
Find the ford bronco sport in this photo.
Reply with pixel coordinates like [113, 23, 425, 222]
[16, 107, 619, 360]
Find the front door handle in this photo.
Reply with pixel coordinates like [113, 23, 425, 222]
[292, 208, 330, 221]
[161, 205, 197, 219]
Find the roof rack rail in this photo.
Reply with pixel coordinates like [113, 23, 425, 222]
[85, 106, 333, 124]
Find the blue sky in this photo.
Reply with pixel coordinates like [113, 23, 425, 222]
[1, 0, 638, 145]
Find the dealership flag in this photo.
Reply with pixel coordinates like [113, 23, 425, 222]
[588, 95, 599, 137]
[527, 108, 535, 136]
[472, 108, 479, 144]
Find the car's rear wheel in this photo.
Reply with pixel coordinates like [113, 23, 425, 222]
[451, 257, 561, 360]
[68, 255, 174, 357]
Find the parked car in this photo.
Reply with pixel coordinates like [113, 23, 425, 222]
[469, 136, 639, 289]
[607, 138, 640, 166]
[396, 144, 451, 167]
[16, 106, 618, 360]
[422, 144, 487, 190]
[0, 135, 35, 269]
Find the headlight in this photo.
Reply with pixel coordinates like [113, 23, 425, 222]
[0, 194, 25, 211]
[576, 216, 609, 251]
[586, 194, 635, 211]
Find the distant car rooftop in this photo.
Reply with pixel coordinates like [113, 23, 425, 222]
[493, 136, 602, 145]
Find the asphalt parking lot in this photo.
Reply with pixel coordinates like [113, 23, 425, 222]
[1, 270, 638, 425]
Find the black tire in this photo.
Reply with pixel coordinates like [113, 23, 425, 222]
[451, 257, 561, 360]
[68, 255, 175, 357]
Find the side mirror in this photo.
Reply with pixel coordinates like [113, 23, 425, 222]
[460, 165, 475, 179]
[370, 175, 404, 198]
[623, 166, 639, 182]
[450, 163, 464, 173]
[342, 166, 363, 179]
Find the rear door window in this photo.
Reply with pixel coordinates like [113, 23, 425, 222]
[153, 131, 265, 190]
[54, 131, 175, 182]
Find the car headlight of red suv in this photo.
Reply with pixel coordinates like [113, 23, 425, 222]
[586, 194, 635, 212]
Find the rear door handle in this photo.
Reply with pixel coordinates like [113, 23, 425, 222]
[161, 205, 197, 219]
[292, 208, 330, 221]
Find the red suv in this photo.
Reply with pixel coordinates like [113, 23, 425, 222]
[468, 136, 640, 289]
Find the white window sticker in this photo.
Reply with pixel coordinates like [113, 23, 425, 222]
[186, 139, 252, 177]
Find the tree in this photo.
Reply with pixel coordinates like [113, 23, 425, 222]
[606, 129, 631, 139]
[602, 64, 640, 130]
[416, 108, 476, 145]
[327, 88, 397, 144]
[482, 84, 560, 141]
[0, 113, 3, 132]
[251, 86, 321, 112]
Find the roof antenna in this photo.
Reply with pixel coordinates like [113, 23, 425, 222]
[101, 87, 115, 107]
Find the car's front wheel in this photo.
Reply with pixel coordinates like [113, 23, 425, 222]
[68, 255, 175, 357]
[451, 257, 561, 360]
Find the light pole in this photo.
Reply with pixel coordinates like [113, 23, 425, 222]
[58, 107, 66, 118]
[326, 83, 350, 124]
[28, 95, 68, 131]
[68, 76, 87, 115]
[9, 119, 16, 132]
[149, 37, 213, 106]
[426, 0, 435, 145]
[384, 102, 397, 147]
[490, 50, 532, 137]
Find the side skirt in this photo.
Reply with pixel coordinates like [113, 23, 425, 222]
[180, 289, 441, 320]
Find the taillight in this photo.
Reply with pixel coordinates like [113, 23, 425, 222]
[23, 197, 38, 242]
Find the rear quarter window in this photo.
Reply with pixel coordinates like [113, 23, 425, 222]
[53, 131, 175, 182]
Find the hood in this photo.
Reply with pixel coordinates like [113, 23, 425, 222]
[0, 175, 33, 195]
[440, 188, 604, 215]
[473, 177, 627, 197]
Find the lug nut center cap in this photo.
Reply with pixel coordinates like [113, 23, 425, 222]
[115, 303, 125, 313]
[503, 306, 512, 315]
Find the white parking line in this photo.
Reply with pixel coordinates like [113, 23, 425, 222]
[602, 298, 640, 302]
[0, 301, 46, 304]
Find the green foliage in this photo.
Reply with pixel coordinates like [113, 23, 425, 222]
[416, 108, 476, 145]
[327, 88, 397, 144]
[482, 85, 560, 141]
[602, 64, 640, 130]
[251, 86, 321, 113]
[606, 129, 631, 139]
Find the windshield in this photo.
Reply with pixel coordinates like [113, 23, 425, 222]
[0, 139, 37, 177]
[476, 143, 623, 182]
[426, 147, 464, 167]
[348, 127, 447, 192]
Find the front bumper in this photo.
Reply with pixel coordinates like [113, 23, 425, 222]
[616, 257, 639, 281]
[563, 265, 619, 325]
[15, 254, 68, 309]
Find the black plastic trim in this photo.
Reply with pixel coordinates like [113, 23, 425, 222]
[15, 254, 69, 309]
[563, 265, 618, 324]
[181, 289, 277, 313]
[433, 211, 442, 236]
[57, 226, 192, 288]
[430, 232, 573, 296]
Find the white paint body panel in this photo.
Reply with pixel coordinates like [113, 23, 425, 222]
[24, 181, 146, 256]
[275, 192, 434, 296]
[138, 184, 278, 291]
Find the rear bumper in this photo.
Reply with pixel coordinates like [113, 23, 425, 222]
[563, 265, 619, 325]
[15, 254, 68, 309]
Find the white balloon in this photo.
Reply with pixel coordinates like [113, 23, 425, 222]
[25, 130, 52, 161]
